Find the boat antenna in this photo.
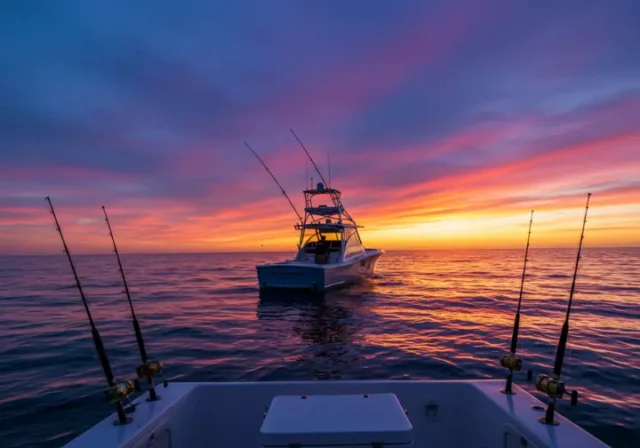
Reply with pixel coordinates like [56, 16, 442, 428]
[245, 142, 303, 222]
[327, 148, 331, 189]
[102, 206, 165, 402]
[500, 210, 534, 395]
[537, 193, 591, 425]
[290, 128, 329, 188]
[45, 197, 135, 425]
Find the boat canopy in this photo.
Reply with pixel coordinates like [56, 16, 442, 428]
[304, 205, 343, 216]
[295, 222, 361, 231]
[303, 187, 342, 196]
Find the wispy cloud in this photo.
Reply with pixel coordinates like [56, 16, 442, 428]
[1, 0, 639, 254]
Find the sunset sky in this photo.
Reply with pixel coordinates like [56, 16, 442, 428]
[1, 0, 639, 255]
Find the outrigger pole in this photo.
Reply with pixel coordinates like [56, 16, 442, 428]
[245, 142, 303, 223]
[537, 193, 591, 425]
[45, 197, 135, 425]
[501, 210, 534, 395]
[290, 128, 329, 188]
[327, 148, 331, 189]
[102, 206, 164, 402]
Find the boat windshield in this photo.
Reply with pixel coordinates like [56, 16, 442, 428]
[301, 230, 342, 253]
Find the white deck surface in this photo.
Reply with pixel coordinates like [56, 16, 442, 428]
[63, 379, 609, 448]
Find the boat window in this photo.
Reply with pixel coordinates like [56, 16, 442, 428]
[344, 228, 364, 259]
[344, 228, 354, 242]
[302, 231, 342, 253]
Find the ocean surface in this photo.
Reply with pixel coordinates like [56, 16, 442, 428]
[0, 249, 638, 447]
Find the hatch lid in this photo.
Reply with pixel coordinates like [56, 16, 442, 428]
[260, 393, 413, 446]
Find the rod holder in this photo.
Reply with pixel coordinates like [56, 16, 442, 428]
[107, 380, 140, 425]
[570, 390, 579, 406]
[536, 374, 579, 425]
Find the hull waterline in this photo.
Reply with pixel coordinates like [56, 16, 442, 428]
[257, 249, 383, 291]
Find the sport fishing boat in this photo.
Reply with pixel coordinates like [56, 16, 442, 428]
[46, 194, 607, 447]
[246, 132, 383, 291]
[256, 181, 384, 291]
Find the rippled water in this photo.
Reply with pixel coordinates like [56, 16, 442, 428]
[0, 249, 639, 447]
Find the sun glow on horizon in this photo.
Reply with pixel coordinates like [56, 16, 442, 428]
[2, 195, 638, 256]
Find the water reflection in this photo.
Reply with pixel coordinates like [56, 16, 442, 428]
[257, 286, 372, 379]
[1, 251, 638, 447]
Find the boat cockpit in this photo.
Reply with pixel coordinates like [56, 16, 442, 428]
[295, 230, 342, 265]
[302, 240, 342, 253]
[294, 223, 366, 265]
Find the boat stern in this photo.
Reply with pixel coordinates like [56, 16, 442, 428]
[257, 263, 325, 291]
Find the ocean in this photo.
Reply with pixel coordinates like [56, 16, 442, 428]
[0, 249, 638, 447]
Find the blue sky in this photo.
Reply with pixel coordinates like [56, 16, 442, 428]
[1, 0, 639, 253]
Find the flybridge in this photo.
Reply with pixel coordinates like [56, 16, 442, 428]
[298, 183, 359, 228]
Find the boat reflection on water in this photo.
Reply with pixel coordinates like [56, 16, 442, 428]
[256, 285, 374, 379]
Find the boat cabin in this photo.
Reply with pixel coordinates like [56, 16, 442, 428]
[294, 223, 365, 265]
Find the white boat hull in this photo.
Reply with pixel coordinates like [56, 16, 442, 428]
[63, 379, 609, 448]
[257, 249, 383, 291]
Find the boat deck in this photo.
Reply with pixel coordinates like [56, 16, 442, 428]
[64, 380, 608, 447]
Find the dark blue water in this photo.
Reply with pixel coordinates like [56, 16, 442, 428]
[0, 249, 639, 447]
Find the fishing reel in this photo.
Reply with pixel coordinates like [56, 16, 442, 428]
[499, 354, 533, 395]
[500, 354, 522, 371]
[136, 360, 167, 401]
[136, 360, 163, 380]
[105, 379, 141, 412]
[536, 374, 578, 406]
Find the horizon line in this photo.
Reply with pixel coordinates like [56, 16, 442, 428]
[1, 245, 638, 257]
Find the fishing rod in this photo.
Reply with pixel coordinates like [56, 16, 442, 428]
[537, 193, 591, 425]
[45, 197, 135, 425]
[245, 142, 303, 222]
[501, 210, 534, 395]
[290, 128, 329, 188]
[102, 206, 164, 402]
[327, 148, 331, 189]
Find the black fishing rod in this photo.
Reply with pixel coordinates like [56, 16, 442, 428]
[327, 148, 331, 189]
[102, 206, 163, 401]
[245, 141, 303, 222]
[501, 210, 534, 395]
[537, 193, 591, 425]
[290, 128, 329, 188]
[45, 197, 134, 425]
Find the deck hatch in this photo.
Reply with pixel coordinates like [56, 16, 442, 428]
[260, 393, 413, 447]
